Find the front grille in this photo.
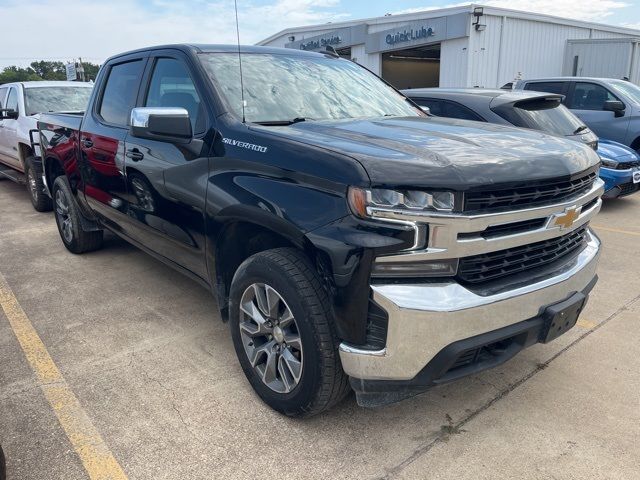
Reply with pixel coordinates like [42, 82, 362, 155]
[619, 182, 640, 196]
[457, 227, 588, 284]
[615, 160, 640, 170]
[447, 338, 513, 373]
[464, 170, 597, 212]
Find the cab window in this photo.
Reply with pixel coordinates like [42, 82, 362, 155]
[0, 87, 7, 109]
[568, 82, 618, 111]
[99, 59, 144, 126]
[524, 82, 566, 95]
[442, 101, 484, 121]
[6, 87, 19, 114]
[145, 58, 202, 133]
[413, 98, 443, 116]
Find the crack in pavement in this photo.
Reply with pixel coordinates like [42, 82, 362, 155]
[377, 293, 640, 480]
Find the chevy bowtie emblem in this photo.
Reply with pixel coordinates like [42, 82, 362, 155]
[550, 206, 581, 230]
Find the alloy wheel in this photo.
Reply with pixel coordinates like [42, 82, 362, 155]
[55, 189, 73, 244]
[27, 169, 38, 202]
[239, 283, 303, 394]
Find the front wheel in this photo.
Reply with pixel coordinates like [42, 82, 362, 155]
[229, 248, 350, 417]
[52, 176, 103, 254]
[25, 156, 52, 212]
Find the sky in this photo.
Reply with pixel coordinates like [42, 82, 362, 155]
[1, 0, 639, 69]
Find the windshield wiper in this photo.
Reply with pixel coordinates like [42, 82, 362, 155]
[573, 125, 588, 134]
[254, 117, 311, 126]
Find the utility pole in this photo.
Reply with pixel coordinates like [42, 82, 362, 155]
[77, 57, 85, 82]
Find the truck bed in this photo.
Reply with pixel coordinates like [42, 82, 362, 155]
[38, 112, 84, 132]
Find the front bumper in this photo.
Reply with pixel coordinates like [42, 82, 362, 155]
[339, 230, 600, 385]
[601, 167, 639, 198]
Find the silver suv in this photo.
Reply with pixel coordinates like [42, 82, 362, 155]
[515, 77, 640, 153]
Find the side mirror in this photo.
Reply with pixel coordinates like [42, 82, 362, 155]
[420, 106, 431, 115]
[130, 107, 192, 142]
[603, 100, 625, 117]
[0, 109, 19, 120]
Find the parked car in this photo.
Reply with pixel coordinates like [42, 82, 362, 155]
[402, 88, 639, 198]
[0, 81, 93, 211]
[597, 139, 640, 198]
[39, 44, 602, 416]
[514, 77, 640, 152]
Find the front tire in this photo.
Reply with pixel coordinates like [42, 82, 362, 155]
[25, 156, 52, 212]
[229, 248, 350, 417]
[52, 176, 103, 254]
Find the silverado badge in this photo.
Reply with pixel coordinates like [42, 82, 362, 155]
[550, 206, 581, 230]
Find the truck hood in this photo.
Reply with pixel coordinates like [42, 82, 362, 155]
[256, 116, 599, 189]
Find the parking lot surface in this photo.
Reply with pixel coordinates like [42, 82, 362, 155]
[1, 179, 639, 480]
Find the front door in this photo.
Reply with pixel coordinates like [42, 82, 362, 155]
[122, 53, 211, 280]
[567, 81, 630, 144]
[79, 57, 147, 233]
[0, 86, 9, 165]
[0, 87, 22, 170]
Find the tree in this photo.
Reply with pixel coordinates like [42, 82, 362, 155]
[29, 61, 66, 80]
[82, 62, 101, 81]
[0, 66, 41, 84]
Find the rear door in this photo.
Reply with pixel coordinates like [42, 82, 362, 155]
[122, 51, 211, 280]
[565, 81, 629, 144]
[80, 55, 147, 232]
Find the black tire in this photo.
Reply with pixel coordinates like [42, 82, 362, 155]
[52, 176, 103, 254]
[229, 248, 350, 417]
[25, 156, 52, 212]
[0, 444, 5, 480]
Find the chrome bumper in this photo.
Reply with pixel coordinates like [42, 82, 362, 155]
[339, 230, 601, 381]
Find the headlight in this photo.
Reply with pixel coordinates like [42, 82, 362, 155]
[348, 187, 455, 218]
[600, 158, 619, 169]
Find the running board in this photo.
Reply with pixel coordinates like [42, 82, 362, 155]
[0, 167, 26, 185]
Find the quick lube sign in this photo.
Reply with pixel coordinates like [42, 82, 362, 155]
[365, 13, 468, 53]
[385, 26, 435, 46]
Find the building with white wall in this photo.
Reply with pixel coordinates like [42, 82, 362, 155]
[258, 4, 640, 89]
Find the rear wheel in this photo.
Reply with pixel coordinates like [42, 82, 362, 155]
[25, 156, 52, 212]
[229, 248, 350, 417]
[52, 176, 103, 254]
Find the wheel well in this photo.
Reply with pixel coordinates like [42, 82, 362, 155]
[18, 143, 32, 167]
[215, 222, 315, 320]
[44, 157, 65, 192]
[630, 136, 640, 153]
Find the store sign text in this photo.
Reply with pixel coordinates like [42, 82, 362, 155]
[300, 35, 342, 50]
[385, 26, 435, 46]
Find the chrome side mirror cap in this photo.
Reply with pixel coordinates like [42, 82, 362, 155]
[130, 107, 192, 142]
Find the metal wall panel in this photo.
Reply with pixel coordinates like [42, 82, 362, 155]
[440, 37, 470, 87]
[563, 41, 633, 78]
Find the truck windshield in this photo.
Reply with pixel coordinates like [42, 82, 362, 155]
[608, 80, 640, 104]
[199, 53, 419, 123]
[24, 86, 93, 116]
[493, 98, 586, 136]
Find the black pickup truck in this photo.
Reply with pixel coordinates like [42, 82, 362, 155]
[38, 45, 603, 416]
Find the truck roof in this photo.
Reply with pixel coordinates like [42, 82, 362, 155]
[106, 44, 328, 63]
[520, 77, 628, 83]
[1, 81, 93, 89]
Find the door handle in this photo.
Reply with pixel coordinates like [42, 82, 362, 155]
[126, 148, 144, 162]
[81, 138, 93, 148]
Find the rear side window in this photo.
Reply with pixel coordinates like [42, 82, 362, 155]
[524, 82, 565, 95]
[568, 82, 618, 110]
[6, 87, 19, 113]
[0, 87, 7, 109]
[145, 58, 202, 133]
[443, 101, 484, 121]
[413, 98, 443, 116]
[99, 60, 144, 126]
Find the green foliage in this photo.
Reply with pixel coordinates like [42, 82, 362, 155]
[0, 60, 101, 84]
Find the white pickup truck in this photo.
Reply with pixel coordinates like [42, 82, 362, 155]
[0, 81, 93, 211]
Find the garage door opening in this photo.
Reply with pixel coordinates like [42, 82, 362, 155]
[382, 43, 441, 90]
